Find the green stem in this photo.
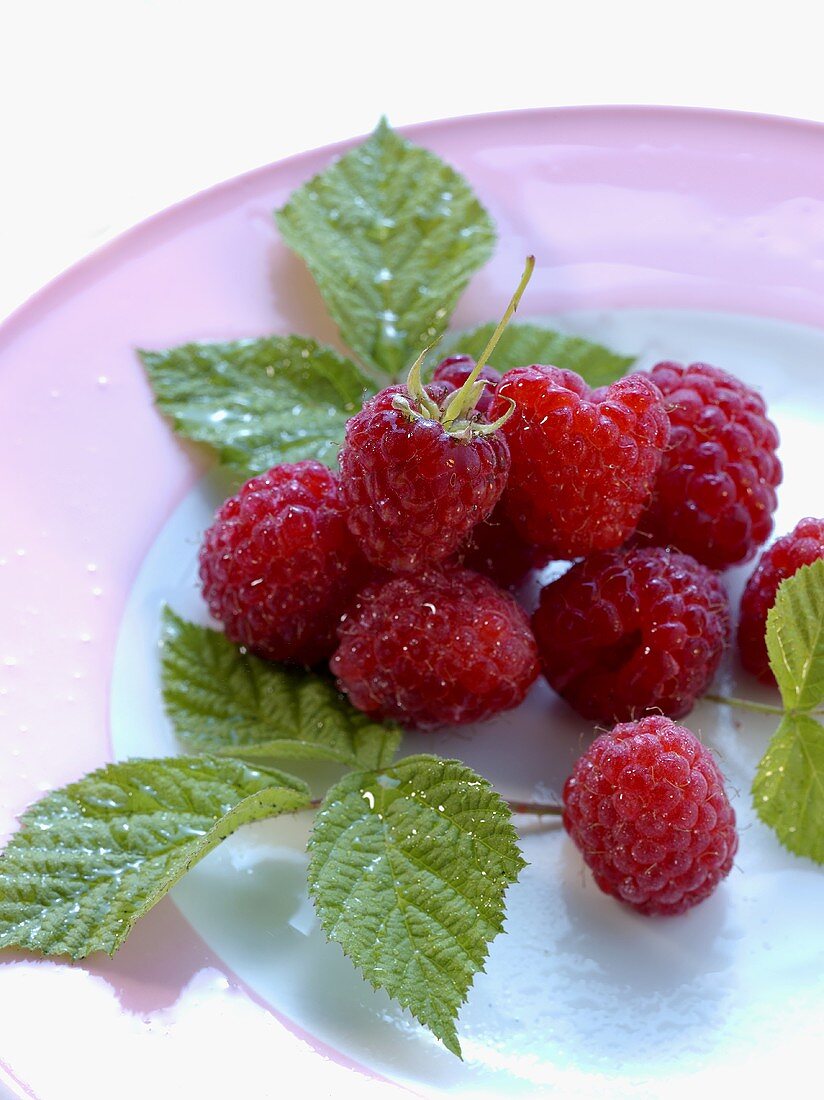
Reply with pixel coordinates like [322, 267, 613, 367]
[441, 255, 535, 428]
[307, 796, 563, 816]
[704, 693, 785, 717]
[507, 799, 563, 817]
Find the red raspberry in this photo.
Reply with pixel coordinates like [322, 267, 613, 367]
[461, 502, 553, 588]
[339, 382, 510, 573]
[332, 566, 539, 729]
[639, 361, 782, 569]
[199, 461, 370, 666]
[532, 546, 730, 722]
[433, 355, 501, 417]
[563, 716, 738, 916]
[738, 517, 824, 683]
[489, 367, 669, 558]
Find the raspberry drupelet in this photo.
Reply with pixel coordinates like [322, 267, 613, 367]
[639, 361, 782, 570]
[738, 517, 824, 683]
[332, 566, 540, 729]
[532, 545, 731, 723]
[199, 461, 370, 666]
[489, 366, 669, 558]
[338, 260, 534, 573]
[563, 716, 738, 916]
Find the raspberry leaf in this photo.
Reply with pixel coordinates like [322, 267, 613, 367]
[753, 713, 824, 863]
[0, 755, 310, 958]
[307, 754, 526, 1057]
[275, 118, 496, 380]
[431, 322, 633, 385]
[766, 559, 824, 712]
[161, 609, 401, 770]
[140, 336, 372, 477]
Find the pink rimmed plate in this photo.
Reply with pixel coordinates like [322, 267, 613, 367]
[1, 107, 823, 1099]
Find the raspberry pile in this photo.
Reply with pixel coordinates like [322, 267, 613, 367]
[197, 265, 783, 914]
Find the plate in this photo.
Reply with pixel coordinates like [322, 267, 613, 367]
[1, 106, 823, 1099]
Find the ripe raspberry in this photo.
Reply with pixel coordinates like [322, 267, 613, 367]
[489, 367, 669, 557]
[433, 355, 501, 417]
[532, 546, 730, 722]
[339, 381, 510, 573]
[738, 517, 824, 683]
[199, 461, 370, 666]
[563, 715, 738, 916]
[332, 566, 539, 729]
[639, 361, 782, 569]
[461, 502, 553, 588]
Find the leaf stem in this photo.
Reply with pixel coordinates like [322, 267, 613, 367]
[704, 693, 785, 717]
[506, 799, 564, 817]
[307, 796, 563, 816]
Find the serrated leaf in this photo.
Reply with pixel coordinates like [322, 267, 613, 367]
[0, 755, 310, 958]
[766, 559, 824, 712]
[432, 322, 633, 385]
[753, 712, 824, 863]
[307, 754, 526, 1057]
[140, 336, 373, 476]
[161, 608, 400, 770]
[275, 118, 496, 380]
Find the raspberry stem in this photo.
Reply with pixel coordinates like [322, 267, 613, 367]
[704, 693, 785, 716]
[440, 255, 535, 429]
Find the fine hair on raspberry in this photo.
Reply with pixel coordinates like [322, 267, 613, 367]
[639, 361, 782, 569]
[199, 460, 370, 667]
[738, 517, 824, 683]
[332, 566, 539, 729]
[532, 545, 731, 722]
[563, 716, 738, 916]
[489, 366, 670, 558]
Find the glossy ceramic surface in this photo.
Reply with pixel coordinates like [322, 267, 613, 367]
[2, 107, 824, 1098]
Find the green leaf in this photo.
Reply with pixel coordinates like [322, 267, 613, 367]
[161, 608, 401, 770]
[0, 755, 310, 958]
[275, 118, 496, 380]
[753, 712, 824, 863]
[140, 336, 372, 476]
[766, 559, 824, 712]
[432, 322, 633, 386]
[308, 754, 526, 1057]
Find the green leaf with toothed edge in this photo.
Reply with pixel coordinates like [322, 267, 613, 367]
[0, 755, 310, 958]
[275, 118, 496, 380]
[140, 335, 373, 477]
[161, 608, 401, 770]
[307, 754, 526, 1058]
[766, 559, 824, 713]
[429, 322, 633, 386]
[753, 713, 824, 864]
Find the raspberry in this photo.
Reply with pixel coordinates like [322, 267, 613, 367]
[563, 716, 738, 916]
[433, 355, 501, 417]
[639, 361, 782, 569]
[461, 502, 553, 588]
[339, 382, 510, 572]
[532, 546, 730, 722]
[332, 566, 539, 729]
[199, 461, 370, 666]
[738, 517, 824, 683]
[489, 367, 669, 557]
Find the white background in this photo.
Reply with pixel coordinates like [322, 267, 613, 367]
[1, 0, 822, 322]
